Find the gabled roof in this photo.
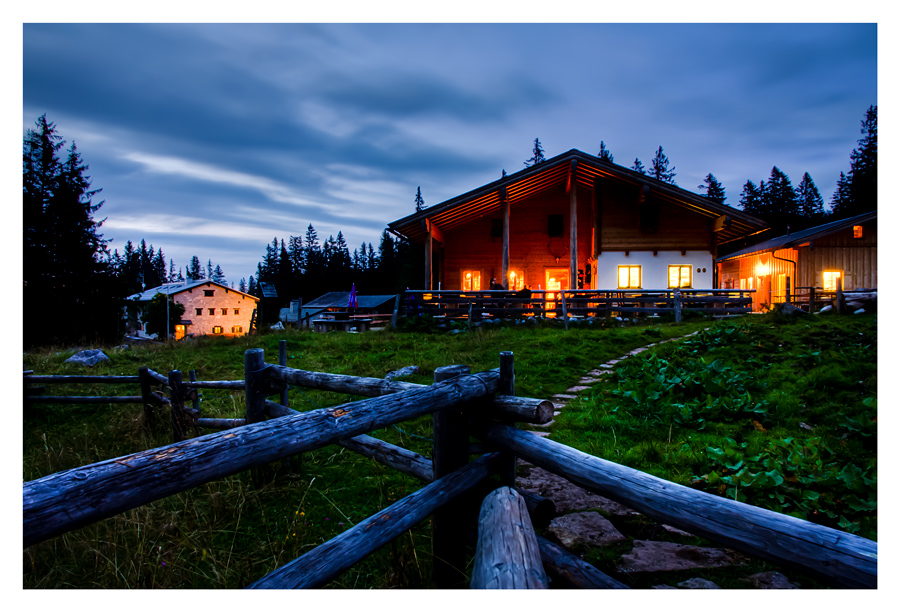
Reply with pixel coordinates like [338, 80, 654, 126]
[304, 292, 397, 309]
[716, 211, 877, 262]
[127, 280, 259, 302]
[388, 149, 768, 245]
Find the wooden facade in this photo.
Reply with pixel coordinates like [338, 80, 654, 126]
[388, 150, 768, 293]
[716, 212, 877, 311]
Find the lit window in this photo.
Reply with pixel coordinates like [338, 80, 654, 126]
[208, 308, 215, 315]
[232, 325, 242, 334]
[667, 265, 692, 289]
[462, 270, 481, 291]
[508, 270, 524, 291]
[853, 225, 863, 239]
[221, 308, 228, 315]
[212, 325, 223, 334]
[823, 270, 843, 291]
[195, 308, 202, 316]
[617, 265, 641, 289]
[234, 308, 239, 315]
[204, 290, 215, 297]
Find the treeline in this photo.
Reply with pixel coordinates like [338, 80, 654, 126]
[108, 241, 229, 297]
[250, 225, 422, 321]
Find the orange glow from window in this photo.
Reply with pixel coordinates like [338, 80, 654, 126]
[853, 225, 863, 239]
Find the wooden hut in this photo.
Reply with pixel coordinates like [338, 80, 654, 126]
[387, 149, 767, 294]
[716, 211, 877, 311]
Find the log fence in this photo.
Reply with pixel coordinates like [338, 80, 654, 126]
[23, 341, 876, 589]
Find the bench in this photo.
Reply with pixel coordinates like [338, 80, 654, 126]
[312, 318, 373, 333]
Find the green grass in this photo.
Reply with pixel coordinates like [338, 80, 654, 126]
[22, 313, 876, 588]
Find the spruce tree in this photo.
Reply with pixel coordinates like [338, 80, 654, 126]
[414, 186, 425, 212]
[631, 158, 646, 175]
[832, 105, 877, 219]
[699, 173, 726, 204]
[239, 277, 247, 293]
[188, 256, 203, 281]
[650, 146, 676, 184]
[524, 138, 546, 167]
[795, 172, 825, 223]
[598, 141, 614, 163]
[739, 181, 764, 217]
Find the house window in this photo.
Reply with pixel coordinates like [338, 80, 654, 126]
[774, 274, 788, 303]
[204, 290, 215, 297]
[547, 214, 564, 237]
[208, 308, 215, 315]
[823, 270, 843, 291]
[853, 225, 863, 239]
[617, 265, 641, 289]
[234, 308, 240, 315]
[221, 308, 228, 315]
[195, 308, 203, 316]
[668, 265, 692, 289]
[212, 325, 223, 334]
[232, 325, 242, 334]
[508, 270, 524, 291]
[462, 270, 482, 291]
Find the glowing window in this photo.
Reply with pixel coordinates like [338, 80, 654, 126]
[508, 270, 524, 291]
[462, 270, 481, 291]
[853, 225, 863, 239]
[212, 326, 223, 334]
[667, 265, 692, 289]
[617, 265, 641, 289]
[823, 270, 843, 291]
[231, 325, 242, 334]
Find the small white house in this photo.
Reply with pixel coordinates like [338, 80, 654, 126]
[127, 280, 259, 339]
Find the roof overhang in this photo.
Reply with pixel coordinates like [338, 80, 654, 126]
[388, 149, 768, 246]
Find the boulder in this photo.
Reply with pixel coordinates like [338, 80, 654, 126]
[546, 512, 627, 549]
[774, 302, 810, 316]
[516, 467, 639, 516]
[616, 540, 746, 573]
[64, 349, 109, 367]
[744, 571, 798, 589]
[677, 578, 721, 589]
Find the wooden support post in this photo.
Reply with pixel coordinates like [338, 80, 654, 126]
[471, 486, 548, 589]
[497, 352, 517, 487]
[560, 292, 569, 331]
[501, 187, 510, 289]
[568, 160, 578, 292]
[278, 340, 289, 407]
[836, 277, 845, 314]
[188, 370, 200, 412]
[296, 298, 303, 331]
[468, 301, 473, 331]
[168, 370, 186, 443]
[391, 293, 401, 328]
[674, 289, 682, 323]
[809, 286, 815, 313]
[245, 348, 269, 484]
[432, 364, 471, 588]
[425, 221, 434, 290]
[138, 367, 154, 426]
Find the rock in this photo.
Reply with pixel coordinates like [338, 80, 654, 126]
[819, 305, 833, 313]
[616, 540, 746, 573]
[775, 302, 810, 316]
[547, 512, 627, 549]
[854, 308, 866, 315]
[384, 365, 419, 381]
[516, 467, 640, 516]
[651, 585, 678, 589]
[270, 321, 284, 330]
[661, 524, 694, 537]
[744, 571, 798, 589]
[64, 349, 109, 367]
[677, 578, 721, 589]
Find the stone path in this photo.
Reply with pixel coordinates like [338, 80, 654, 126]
[515, 329, 804, 588]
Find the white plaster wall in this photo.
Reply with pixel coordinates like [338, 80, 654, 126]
[174, 283, 258, 336]
[595, 251, 714, 289]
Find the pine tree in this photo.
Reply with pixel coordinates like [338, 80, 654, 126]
[631, 158, 646, 175]
[795, 172, 825, 222]
[650, 146, 676, 184]
[212, 264, 225, 283]
[248, 275, 257, 295]
[739, 181, 764, 217]
[414, 186, 425, 212]
[699, 173, 726, 204]
[524, 138, 546, 167]
[764, 166, 799, 233]
[598, 141, 614, 163]
[188, 256, 203, 281]
[832, 105, 877, 219]
[207, 259, 214, 281]
[168, 258, 177, 282]
[239, 277, 247, 293]
[830, 171, 851, 215]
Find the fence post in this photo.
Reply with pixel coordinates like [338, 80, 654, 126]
[674, 290, 682, 323]
[296, 298, 303, 331]
[561, 292, 569, 330]
[278, 340, 289, 407]
[138, 367, 154, 426]
[189, 370, 201, 412]
[809, 286, 815, 313]
[836, 277, 845, 314]
[391, 293, 401, 329]
[245, 348, 270, 484]
[432, 364, 471, 588]
[168, 370, 186, 443]
[497, 352, 517, 488]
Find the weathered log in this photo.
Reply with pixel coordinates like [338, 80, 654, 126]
[471, 487, 548, 589]
[23, 368, 500, 548]
[168, 370, 188, 443]
[490, 396, 553, 425]
[149, 391, 171, 406]
[337, 434, 434, 482]
[278, 340, 290, 407]
[24, 395, 144, 404]
[264, 399, 295, 418]
[197, 418, 246, 430]
[181, 380, 244, 390]
[247, 452, 501, 589]
[514, 488, 556, 530]
[480, 424, 877, 589]
[23, 375, 141, 384]
[145, 369, 169, 386]
[536, 535, 628, 589]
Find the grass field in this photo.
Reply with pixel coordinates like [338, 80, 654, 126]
[22, 312, 876, 588]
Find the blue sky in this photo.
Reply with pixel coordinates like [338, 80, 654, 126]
[20, 19, 878, 287]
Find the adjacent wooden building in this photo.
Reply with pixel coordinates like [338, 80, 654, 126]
[388, 149, 768, 294]
[716, 211, 877, 311]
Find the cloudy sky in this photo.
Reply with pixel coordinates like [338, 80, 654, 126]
[20, 18, 878, 287]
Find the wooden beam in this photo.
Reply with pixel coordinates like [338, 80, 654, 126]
[712, 214, 732, 233]
[569, 160, 578, 289]
[501, 188, 510, 289]
[471, 487, 548, 589]
[480, 423, 877, 589]
[592, 178, 601, 263]
[537, 536, 629, 589]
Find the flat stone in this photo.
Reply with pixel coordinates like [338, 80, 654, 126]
[744, 572, 799, 589]
[530, 431, 552, 438]
[628, 348, 647, 355]
[565, 386, 591, 393]
[516, 467, 640, 515]
[617, 540, 746, 573]
[552, 403, 567, 411]
[677, 578, 721, 589]
[552, 394, 577, 400]
[547, 512, 627, 549]
[578, 377, 604, 384]
[661, 524, 694, 537]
